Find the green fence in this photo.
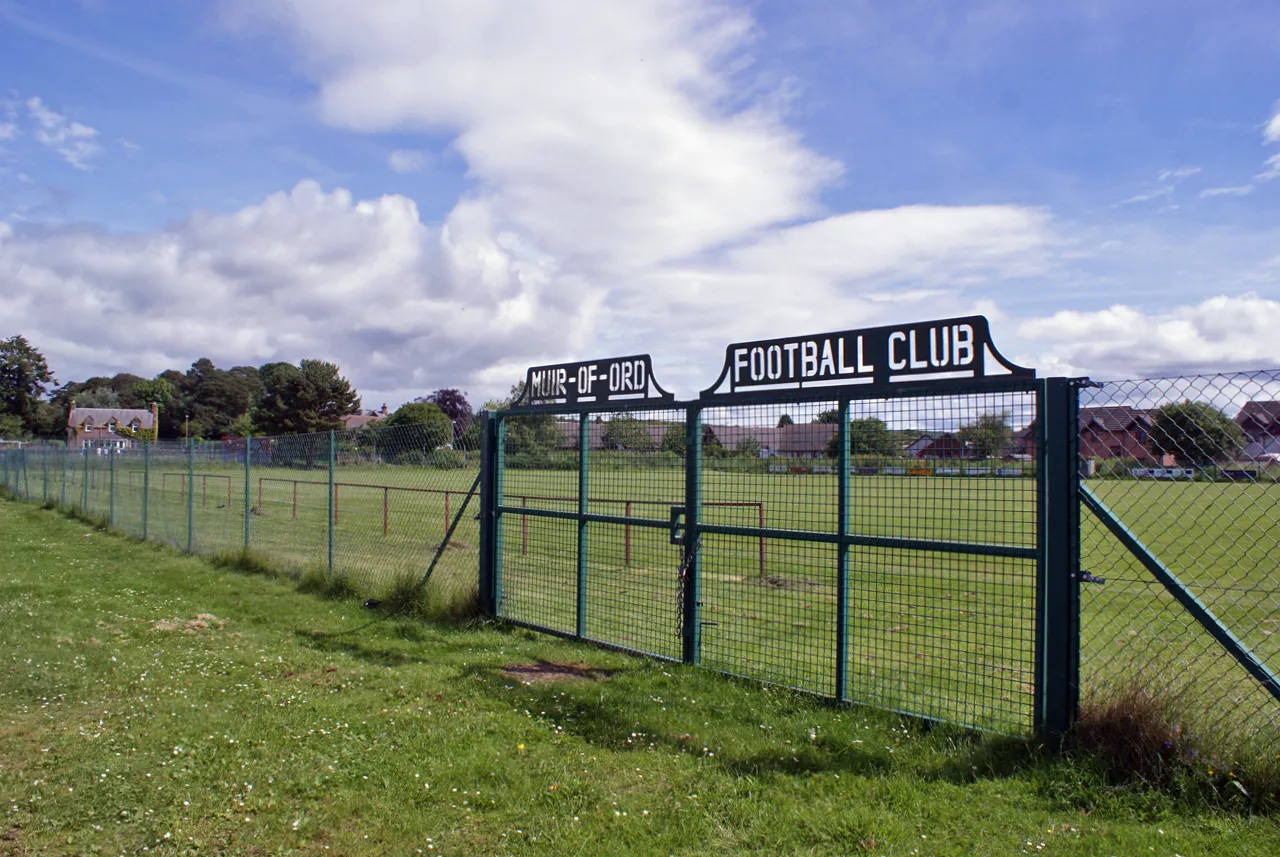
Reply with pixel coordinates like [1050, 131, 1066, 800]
[3, 368, 1279, 749]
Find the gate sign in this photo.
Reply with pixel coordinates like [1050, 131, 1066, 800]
[515, 354, 674, 407]
[700, 315, 1033, 399]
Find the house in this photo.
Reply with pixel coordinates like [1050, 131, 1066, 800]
[341, 404, 389, 431]
[556, 419, 670, 451]
[1077, 406, 1157, 461]
[702, 423, 835, 459]
[66, 403, 157, 452]
[908, 433, 973, 459]
[1236, 401, 1280, 460]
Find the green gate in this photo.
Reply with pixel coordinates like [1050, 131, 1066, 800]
[479, 317, 1084, 737]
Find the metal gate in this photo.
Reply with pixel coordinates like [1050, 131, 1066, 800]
[478, 317, 1083, 737]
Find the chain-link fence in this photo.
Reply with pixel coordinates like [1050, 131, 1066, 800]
[1077, 371, 1280, 752]
[0, 419, 483, 615]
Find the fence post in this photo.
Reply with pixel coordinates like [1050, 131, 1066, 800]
[1035, 377, 1081, 740]
[576, 412, 590, 639]
[142, 443, 150, 539]
[187, 442, 195, 553]
[682, 406, 703, 665]
[60, 448, 66, 506]
[836, 397, 850, 704]
[243, 435, 251, 549]
[327, 431, 335, 571]
[82, 446, 89, 512]
[477, 412, 499, 617]
[109, 447, 116, 529]
[42, 448, 48, 503]
[22, 448, 29, 499]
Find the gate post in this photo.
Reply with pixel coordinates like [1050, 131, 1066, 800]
[1035, 377, 1081, 740]
[682, 406, 703, 665]
[478, 412, 498, 617]
[836, 397, 851, 704]
[576, 412, 590, 639]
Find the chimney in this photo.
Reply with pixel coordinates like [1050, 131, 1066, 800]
[150, 402, 159, 442]
[381, 403, 388, 416]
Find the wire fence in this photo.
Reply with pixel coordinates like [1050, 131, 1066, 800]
[2, 369, 1279, 750]
[1076, 370, 1280, 751]
[0, 421, 483, 614]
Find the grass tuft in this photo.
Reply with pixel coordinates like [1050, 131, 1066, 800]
[296, 563, 361, 601]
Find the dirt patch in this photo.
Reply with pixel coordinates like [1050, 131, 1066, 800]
[152, 613, 228, 634]
[501, 661, 613, 684]
[1, 825, 21, 845]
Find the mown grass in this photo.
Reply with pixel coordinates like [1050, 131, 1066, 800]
[2, 498, 1280, 856]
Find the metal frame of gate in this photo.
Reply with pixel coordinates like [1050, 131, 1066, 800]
[477, 374, 1084, 739]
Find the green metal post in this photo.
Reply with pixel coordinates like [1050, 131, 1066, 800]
[21, 448, 29, 499]
[494, 416, 506, 614]
[187, 441, 195, 553]
[42, 448, 48, 502]
[244, 434, 252, 549]
[682, 407, 703, 665]
[82, 446, 89, 512]
[477, 412, 498, 616]
[1035, 377, 1080, 739]
[576, 412, 589, 639]
[836, 398, 851, 703]
[109, 448, 116, 529]
[327, 431, 335, 571]
[60, 448, 66, 506]
[142, 443, 150, 540]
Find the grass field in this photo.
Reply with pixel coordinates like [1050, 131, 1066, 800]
[6, 448, 1279, 743]
[2, 498, 1279, 856]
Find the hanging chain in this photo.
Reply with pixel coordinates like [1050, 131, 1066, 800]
[675, 535, 700, 639]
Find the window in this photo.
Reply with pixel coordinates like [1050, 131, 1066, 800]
[83, 417, 94, 430]
[131, 420, 141, 432]
[108, 421, 116, 433]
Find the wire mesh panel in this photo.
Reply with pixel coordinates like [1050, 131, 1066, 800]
[1078, 371, 1280, 745]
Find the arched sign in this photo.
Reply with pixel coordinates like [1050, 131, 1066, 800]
[513, 354, 674, 407]
[699, 315, 1033, 401]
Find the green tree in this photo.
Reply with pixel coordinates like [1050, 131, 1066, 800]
[0, 335, 55, 434]
[660, 424, 686, 455]
[256, 360, 360, 436]
[777, 414, 793, 427]
[825, 417, 896, 458]
[385, 402, 453, 450]
[603, 415, 656, 451]
[133, 378, 174, 409]
[227, 412, 258, 438]
[0, 413, 25, 439]
[958, 412, 1013, 459]
[813, 409, 840, 424]
[734, 436, 761, 458]
[1147, 401, 1243, 466]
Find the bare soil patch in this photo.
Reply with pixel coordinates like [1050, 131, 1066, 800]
[500, 661, 612, 684]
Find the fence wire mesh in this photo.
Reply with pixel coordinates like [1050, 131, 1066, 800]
[1, 417, 484, 617]
[1078, 371, 1280, 748]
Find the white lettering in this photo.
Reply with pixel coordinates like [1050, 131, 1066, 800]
[801, 341, 819, 377]
[577, 366, 589, 393]
[908, 330, 928, 369]
[766, 345, 782, 379]
[857, 336, 874, 373]
[556, 368, 567, 396]
[837, 338, 855, 374]
[621, 360, 634, 390]
[819, 339, 837, 376]
[609, 362, 621, 391]
[930, 327, 950, 368]
[888, 331, 907, 370]
[632, 360, 646, 391]
[749, 347, 766, 381]
[733, 348, 749, 384]
[783, 342, 800, 377]
[953, 323, 974, 366]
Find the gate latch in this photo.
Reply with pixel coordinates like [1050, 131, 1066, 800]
[1075, 571, 1106, 584]
[669, 505, 686, 545]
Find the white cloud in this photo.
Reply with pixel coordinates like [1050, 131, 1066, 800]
[1199, 184, 1254, 198]
[0, 122, 16, 141]
[1157, 166, 1200, 182]
[1266, 102, 1280, 143]
[1116, 186, 1172, 205]
[1256, 153, 1280, 182]
[387, 148, 428, 173]
[25, 97, 100, 169]
[1019, 294, 1280, 378]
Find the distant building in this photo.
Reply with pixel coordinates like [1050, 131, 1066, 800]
[341, 403, 389, 431]
[66, 403, 157, 452]
[1237, 401, 1280, 460]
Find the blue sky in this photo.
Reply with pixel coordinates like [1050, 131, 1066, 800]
[2, 0, 1279, 407]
